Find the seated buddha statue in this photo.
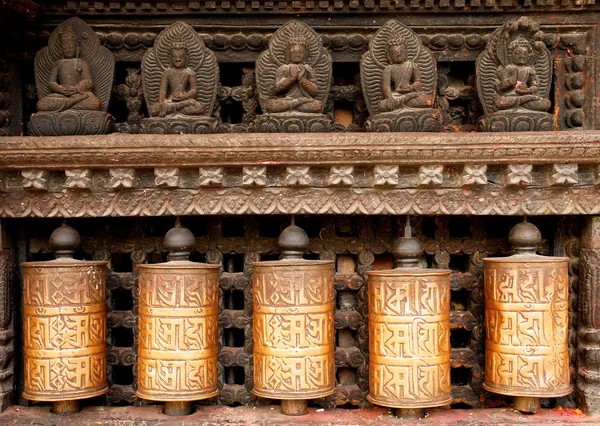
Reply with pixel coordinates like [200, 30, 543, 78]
[494, 37, 551, 112]
[151, 41, 207, 118]
[378, 37, 433, 112]
[264, 38, 323, 114]
[36, 25, 102, 112]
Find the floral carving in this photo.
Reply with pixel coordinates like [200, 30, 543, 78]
[506, 164, 533, 186]
[154, 168, 180, 188]
[330, 166, 354, 186]
[242, 166, 267, 186]
[65, 169, 92, 189]
[108, 168, 137, 189]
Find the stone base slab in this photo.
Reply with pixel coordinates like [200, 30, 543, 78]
[29, 111, 115, 136]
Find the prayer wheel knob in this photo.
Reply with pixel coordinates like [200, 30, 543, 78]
[278, 223, 309, 259]
[392, 236, 423, 268]
[164, 225, 195, 261]
[49, 223, 80, 259]
[509, 221, 541, 254]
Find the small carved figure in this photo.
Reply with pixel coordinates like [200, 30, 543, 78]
[493, 36, 551, 112]
[31, 17, 115, 136]
[36, 25, 101, 112]
[256, 21, 332, 132]
[361, 20, 441, 132]
[154, 41, 206, 117]
[476, 17, 554, 132]
[142, 21, 218, 133]
[264, 37, 323, 114]
[378, 35, 432, 112]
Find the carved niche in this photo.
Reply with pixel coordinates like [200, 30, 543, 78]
[476, 17, 554, 132]
[361, 20, 442, 132]
[255, 20, 333, 133]
[30, 17, 115, 136]
[141, 21, 219, 134]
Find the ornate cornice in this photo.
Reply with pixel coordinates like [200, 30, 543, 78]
[1, 132, 600, 217]
[1, 131, 600, 168]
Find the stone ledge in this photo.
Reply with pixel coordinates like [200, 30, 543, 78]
[0, 405, 593, 425]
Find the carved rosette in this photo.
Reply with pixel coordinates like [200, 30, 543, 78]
[136, 262, 220, 401]
[252, 261, 335, 399]
[21, 260, 108, 401]
[483, 257, 571, 398]
[366, 270, 451, 408]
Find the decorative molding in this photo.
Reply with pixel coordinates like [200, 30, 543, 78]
[462, 165, 487, 186]
[154, 168, 180, 188]
[551, 164, 578, 186]
[285, 166, 311, 186]
[374, 165, 399, 186]
[199, 167, 224, 186]
[108, 168, 137, 190]
[65, 169, 92, 190]
[4, 132, 600, 169]
[1, 186, 600, 217]
[330, 166, 354, 186]
[506, 164, 533, 187]
[419, 165, 444, 186]
[242, 166, 267, 186]
[21, 170, 49, 191]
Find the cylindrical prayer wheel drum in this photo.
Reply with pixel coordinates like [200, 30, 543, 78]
[137, 225, 220, 416]
[22, 224, 108, 414]
[367, 221, 451, 417]
[483, 221, 571, 413]
[252, 222, 335, 415]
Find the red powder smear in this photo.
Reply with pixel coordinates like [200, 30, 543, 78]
[555, 406, 583, 416]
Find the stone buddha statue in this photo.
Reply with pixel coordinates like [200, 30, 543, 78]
[30, 17, 115, 136]
[255, 20, 332, 132]
[36, 25, 102, 113]
[264, 37, 323, 114]
[493, 37, 551, 112]
[378, 37, 433, 112]
[360, 20, 441, 132]
[152, 41, 207, 118]
[141, 21, 219, 133]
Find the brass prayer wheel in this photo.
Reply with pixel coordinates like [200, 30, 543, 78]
[367, 218, 451, 418]
[252, 219, 335, 416]
[483, 220, 571, 414]
[137, 223, 220, 416]
[22, 223, 108, 415]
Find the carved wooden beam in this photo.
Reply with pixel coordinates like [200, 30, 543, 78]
[0, 0, 41, 20]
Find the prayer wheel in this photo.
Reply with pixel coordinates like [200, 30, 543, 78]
[367, 218, 451, 419]
[252, 219, 335, 416]
[22, 223, 108, 415]
[483, 220, 571, 414]
[137, 223, 220, 416]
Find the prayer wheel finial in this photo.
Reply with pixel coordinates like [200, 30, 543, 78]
[367, 215, 451, 419]
[137, 219, 220, 416]
[22, 222, 108, 415]
[483, 219, 571, 414]
[252, 217, 335, 416]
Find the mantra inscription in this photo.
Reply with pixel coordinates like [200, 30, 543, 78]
[137, 262, 220, 401]
[367, 270, 451, 408]
[483, 258, 571, 397]
[252, 261, 335, 399]
[22, 261, 108, 401]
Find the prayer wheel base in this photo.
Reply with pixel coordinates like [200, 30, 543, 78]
[513, 396, 540, 414]
[394, 408, 425, 419]
[280, 399, 308, 416]
[163, 401, 193, 416]
[51, 400, 80, 415]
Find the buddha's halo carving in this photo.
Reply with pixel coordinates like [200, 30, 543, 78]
[30, 17, 115, 136]
[255, 20, 333, 132]
[361, 20, 442, 132]
[476, 17, 554, 132]
[141, 21, 219, 134]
